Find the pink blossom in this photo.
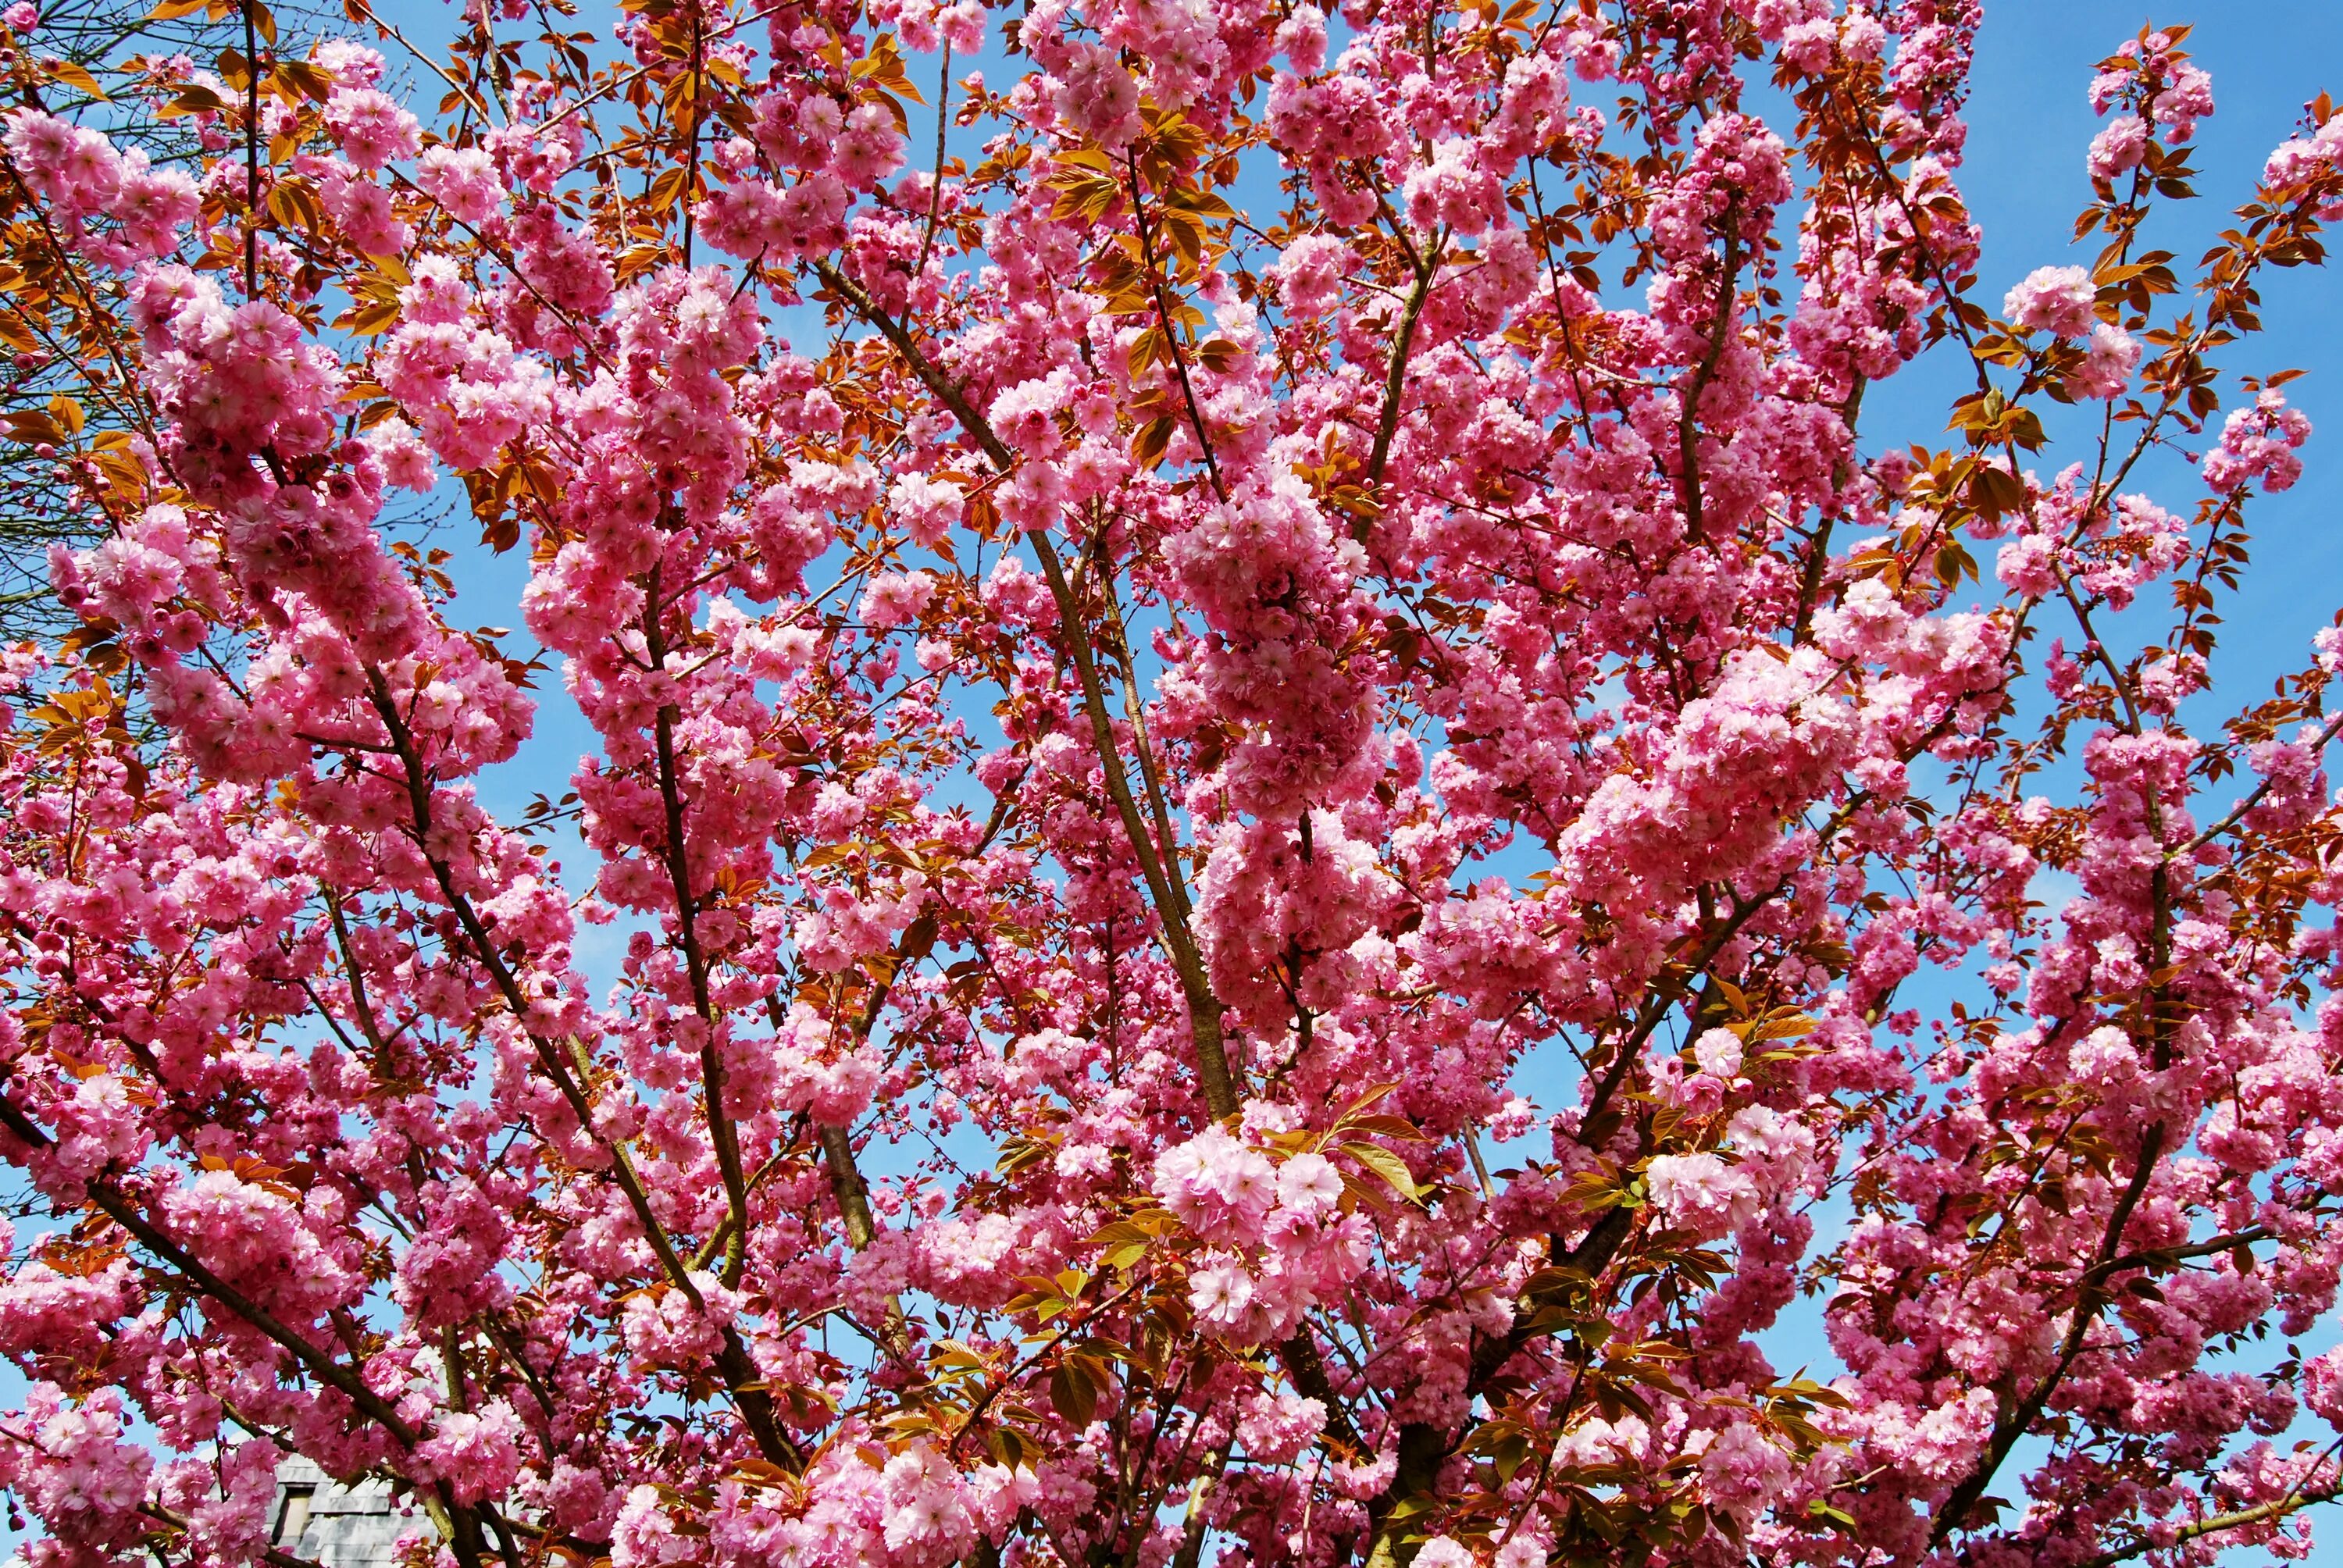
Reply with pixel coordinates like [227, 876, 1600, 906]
[2069, 323, 2140, 399]
[1646, 1153, 1761, 1238]
[326, 88, 421, 171]
[2003, 264, 2097, 337]
[859, 569, 938, 629]
[2088, 113, 2149, 180]
[416, 143, 504, 225]
[1275, 233, 1352, 320]
[1692, 1028, 1744, 1078]
[1055, 45, 1142, 148]
[414, 1403, 525, 1505]
[1413, 1538, 1477, 1568]
[2204, 390, 2313, 494]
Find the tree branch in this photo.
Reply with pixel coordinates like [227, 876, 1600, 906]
[811, 258, 1239, 1121]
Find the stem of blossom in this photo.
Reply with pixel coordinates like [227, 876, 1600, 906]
[1794, 375, 1867, 643]
[797, 284, 1311, 1431]
[1100, 583, 1191, 925]
[788, 789, 1019, 1352]
[690, 1146, 794, 1274]
[410, 1491, 490, 1568]
[1932, 1117, 2168, 1545]
[679, 5, 702, 265]
[241, 0, 259, 298]
[476, 1506, 609, 1560]
[325, 890, 395, 1064]
[806, 308, 1321, 1522]
[819, 1122, 879, 1247]
[383, 168, 616, 373]
[0, 161, 176, 469]
[1494, 1353, 1586, 1552]
[808, 259, 1242, 1119]
[1935, 846, 2177, 1543]
[947, 1278, 1148, 1459]
[483, 1318, 559, 1424]
[811, 261, 1008, 465]
[2076, 1478, 2343, 1567]
[914, 40, 952, 280]
[1833, 84, 1995, 395]
[0, 1092, 424, 1449]
[533, 3, 801, 139]
[1461, 1125, 1493, 1201]
[2056, 579, 2148, 736]
[2185, 707, 2343, 854]
[1028, 533, 1238, 1119]
[1169, 1448, 1228, 1568]
[478, 1503, 525, 1568]
[345, 0, 497, 121]
[1278, 1330, 1361, 1450]
[1676, 199, 1742, 543]
[1365, 241, 1437, 491]
[642, 588, 753, 1287]
[362, 673, 802, 1470]
[817, 1154, 916, 1372]
[141, 1502, 335, 1568]
[1126, 152, 1227, 503]
[365, 681, 676, 1278]
[1931, 476, 2190, 1534]
[1526, 166, 1601, 443]
[1353, 881, 1785, 1561]
[793, 976, 890, 1261]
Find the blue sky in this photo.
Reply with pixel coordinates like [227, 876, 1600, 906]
[1885, 0, 2343, 697]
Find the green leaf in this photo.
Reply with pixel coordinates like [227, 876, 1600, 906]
[1342, 1141, 1420, 1202]
[1050, 1357, 1099, 1427]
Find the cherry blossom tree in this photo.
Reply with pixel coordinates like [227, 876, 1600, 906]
[0, 0, 335, 637]
[0, 0, 2341, 1565]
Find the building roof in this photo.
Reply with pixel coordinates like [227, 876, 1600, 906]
[270, 1458, 416, 1568]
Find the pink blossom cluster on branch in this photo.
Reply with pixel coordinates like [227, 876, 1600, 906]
[0, 2, 2340, 1567]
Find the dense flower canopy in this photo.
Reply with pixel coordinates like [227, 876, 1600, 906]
[0, 0, 2341, 1565]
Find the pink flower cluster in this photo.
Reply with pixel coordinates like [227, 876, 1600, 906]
[2204, 389, 2314, 494]
[5, 109, 197, 264]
